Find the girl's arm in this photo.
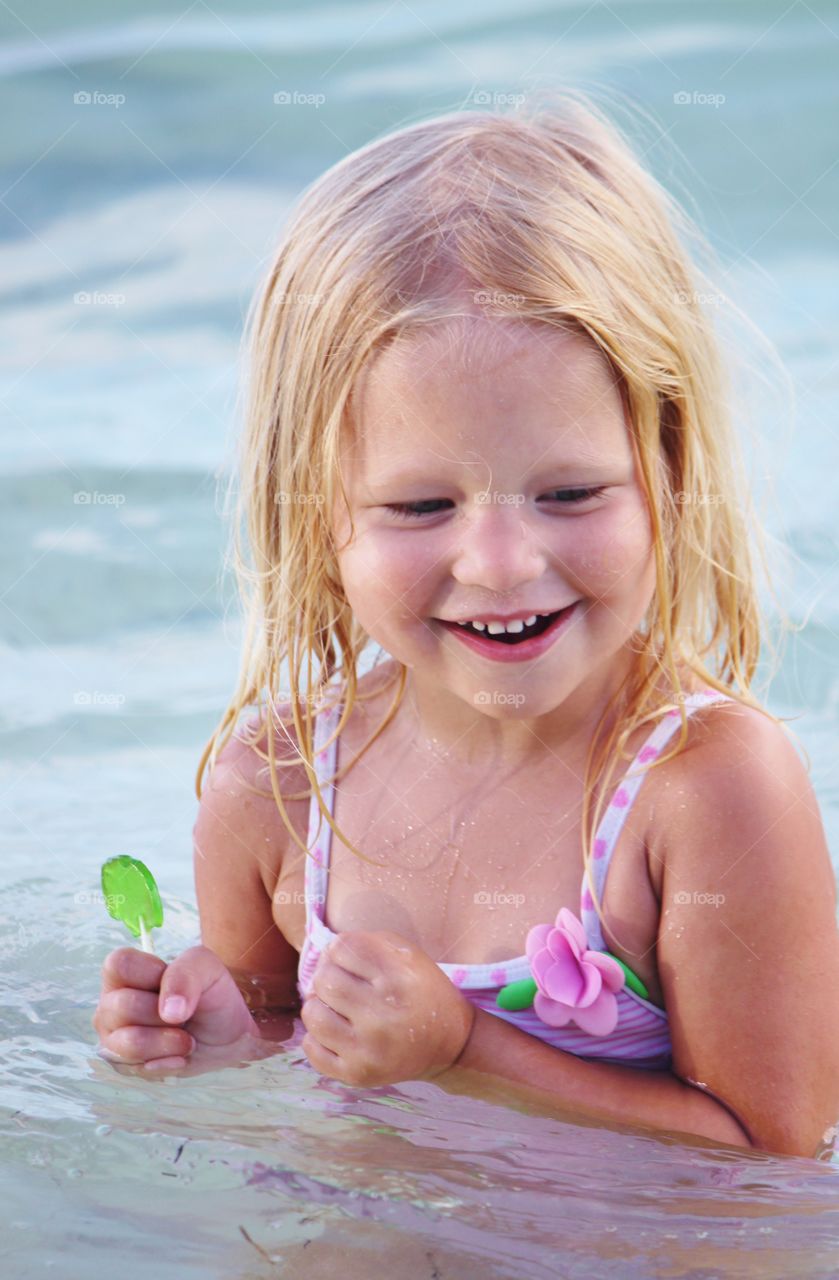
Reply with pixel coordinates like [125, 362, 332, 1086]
[193, 723, 304, 1028]
[650, 702, 839, 1157]
[442, 1010, 753, 1147]
[441, 705, 839, 1158]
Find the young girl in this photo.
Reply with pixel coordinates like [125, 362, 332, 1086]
[94, 91, 839, 1159]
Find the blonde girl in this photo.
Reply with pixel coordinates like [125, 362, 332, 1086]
[94, 90, 839, 1159]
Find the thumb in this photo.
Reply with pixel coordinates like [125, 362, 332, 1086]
[157, 944, 226, 1024]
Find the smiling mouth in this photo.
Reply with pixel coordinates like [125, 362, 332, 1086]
[435, 606, 573, 644]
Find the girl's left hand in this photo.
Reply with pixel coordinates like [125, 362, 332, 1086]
[300, 930, 476, 1087]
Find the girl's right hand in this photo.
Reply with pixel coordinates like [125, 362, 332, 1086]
[93, 944, 259, 1071]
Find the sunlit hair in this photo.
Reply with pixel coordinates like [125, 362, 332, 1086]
[195, 88, 797, 956]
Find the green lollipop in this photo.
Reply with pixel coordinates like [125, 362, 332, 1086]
[101, 855, 163, 954]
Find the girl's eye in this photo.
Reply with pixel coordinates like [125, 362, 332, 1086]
[385, 488, 606, 520]
[544, 487, 606, 505]
[386, 500, 452, 519]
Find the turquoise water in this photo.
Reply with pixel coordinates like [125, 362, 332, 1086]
[2, 2, 839, 1276]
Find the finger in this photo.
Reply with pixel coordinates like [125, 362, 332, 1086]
[144, 1056, 189, 1072]
[103, 1024, 196, 1065]
[156, 944, 232, 1027]
[301, 994, 354, 1055]
[95, 988, 167, 1037]
[311, 958, 368, 1015]
[101, 947, 166, 997]
[322, 932, 384, 982]
[301, 1030, 342, 1077]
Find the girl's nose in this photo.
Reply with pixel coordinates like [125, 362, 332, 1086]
[450, 500, 548, 594]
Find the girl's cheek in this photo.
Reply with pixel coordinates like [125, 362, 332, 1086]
[570, 509, 654, 594]
[337, 533, 430, 627]
[588, 540, 649, 585]
[354, 532, 430, 592]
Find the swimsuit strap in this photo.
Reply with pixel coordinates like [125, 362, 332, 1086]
[302, 697, 341, 936]
[580, 689, 734, 950]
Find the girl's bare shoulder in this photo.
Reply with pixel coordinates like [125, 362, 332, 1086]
[639, 692, 793, 897]
[214, 665, 404, 866]
[659, 694, 792, 779]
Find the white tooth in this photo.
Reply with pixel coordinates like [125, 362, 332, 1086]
[486, 621, 506, 635]
[471, 621, 486, 632]
[524, 615, 537, 626]
[456, 621, 469, 627]
[504, 619, 525, 633]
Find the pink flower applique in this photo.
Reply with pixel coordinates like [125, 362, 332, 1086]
[526, 907, 625, 1036]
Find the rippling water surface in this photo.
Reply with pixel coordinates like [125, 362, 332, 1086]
[2, 2, 839, 1276]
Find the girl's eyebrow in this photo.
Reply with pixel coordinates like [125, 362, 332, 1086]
[370, 459, 624, 487]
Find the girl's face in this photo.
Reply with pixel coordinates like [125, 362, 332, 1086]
[331, 316, 657, 748]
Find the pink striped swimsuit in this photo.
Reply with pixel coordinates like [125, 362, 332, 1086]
[297, 687, 734, 1071]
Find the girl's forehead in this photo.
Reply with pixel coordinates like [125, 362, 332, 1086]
[368, 316, 608, 386]
[349, 319, 622, 434]
[341, 319, 632, 482]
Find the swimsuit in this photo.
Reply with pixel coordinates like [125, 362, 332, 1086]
[297, 686, 734, 1071]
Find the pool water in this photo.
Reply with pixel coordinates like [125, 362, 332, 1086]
[2, 2, 839, 1276]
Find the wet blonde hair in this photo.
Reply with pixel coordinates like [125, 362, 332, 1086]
[195, 88, 797, 955]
